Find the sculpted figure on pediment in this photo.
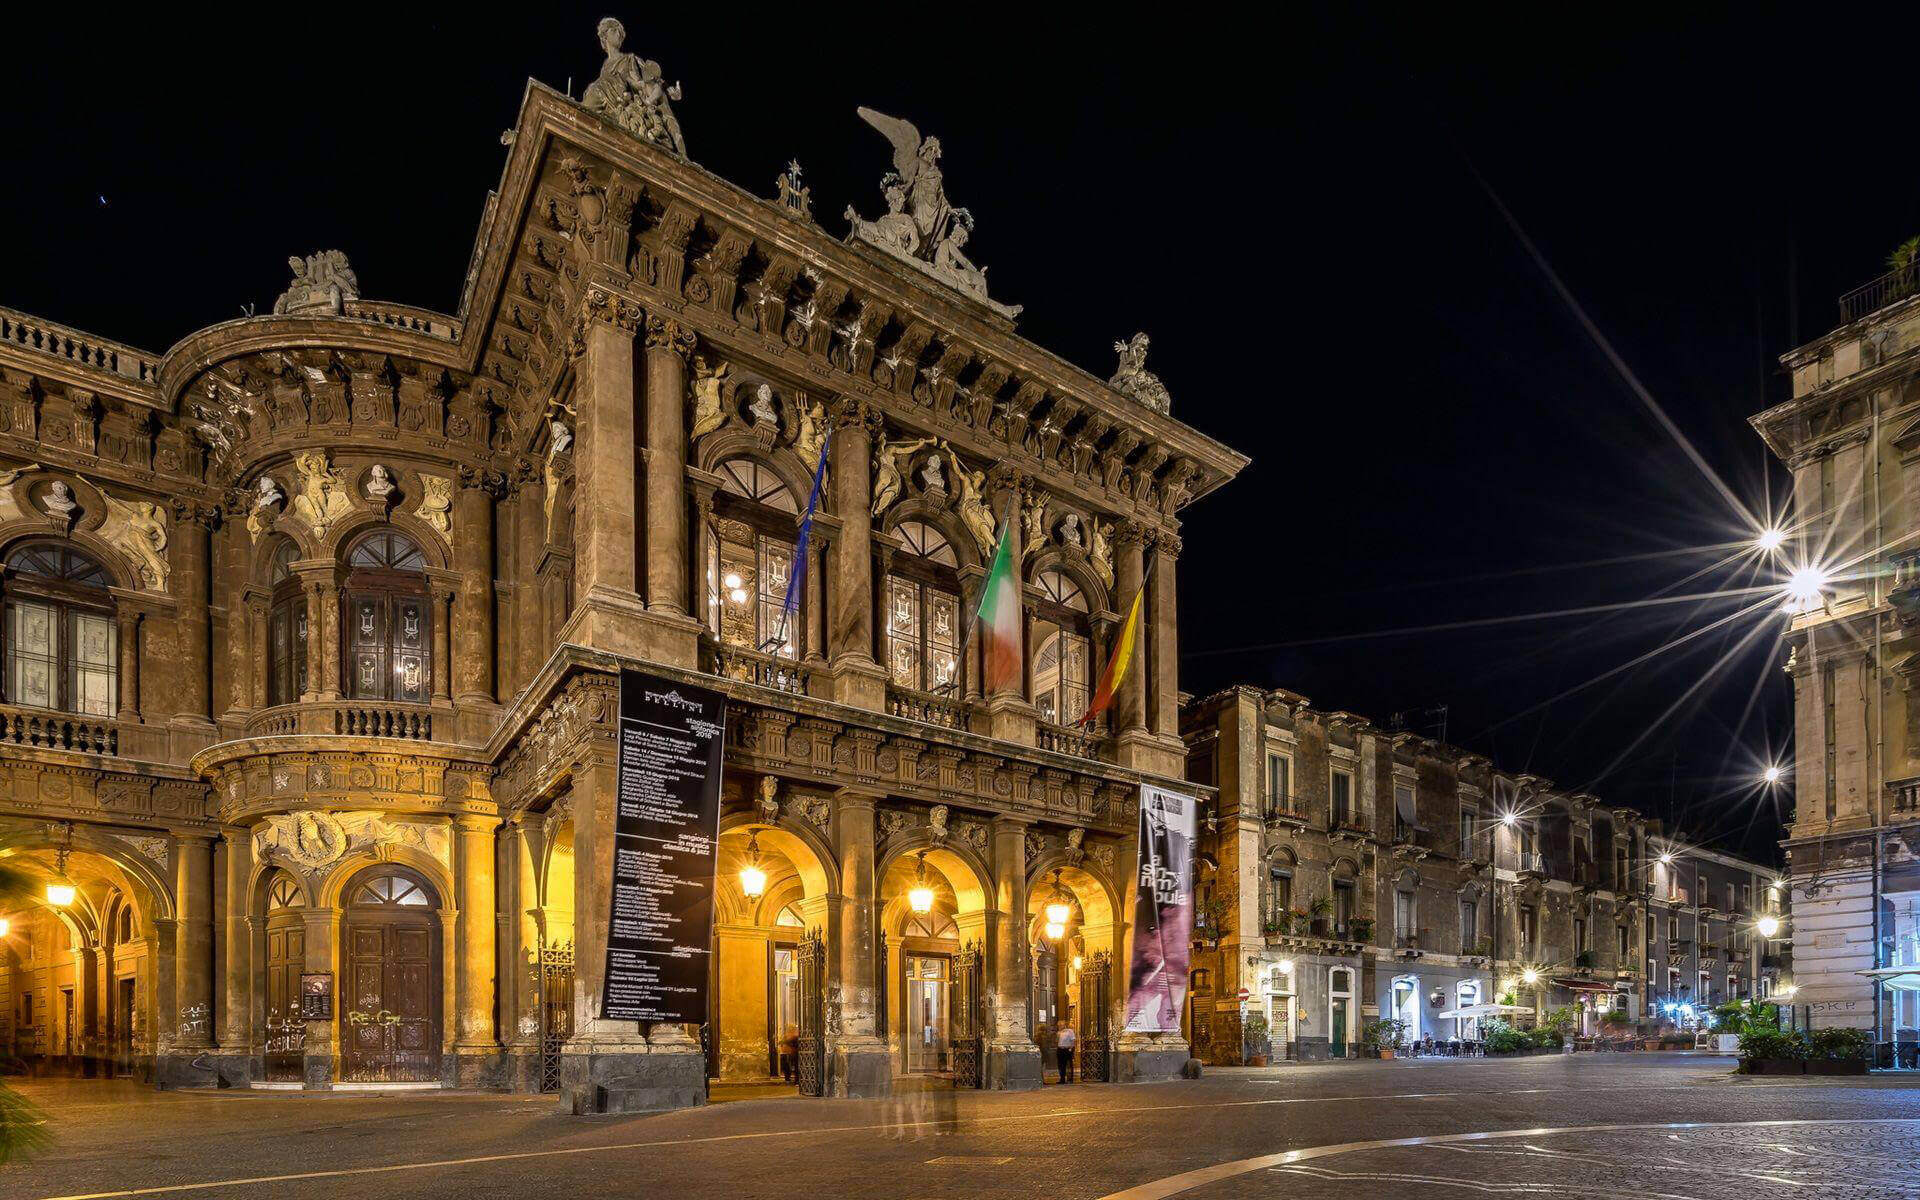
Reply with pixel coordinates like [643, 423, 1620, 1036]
[289, 450, 355, 539]
[581, 18, 686, 156]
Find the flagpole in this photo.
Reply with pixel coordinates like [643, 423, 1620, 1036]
[937, 493, 1015, 698]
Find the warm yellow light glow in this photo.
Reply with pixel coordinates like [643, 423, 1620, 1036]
[1044, 920, 1066, 940]
[728, 587, 749, 605]
[1071, 955, 1083, 972]
[1045, 898, 1072, 927]
[1756, 916, 1781, 938]
[908, 882, 934, 915]
[723, 572, 743, 590]
[1522, 968, 1540, 986]
[1755, 528, 1784, 552]
[738, 863, 767, 899]
[1781, 984, 1798, 999]
[45, 882, 76, 907]
[0, 918, 9, 937]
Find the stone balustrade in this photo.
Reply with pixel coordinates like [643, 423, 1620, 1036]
[340, 299, 461, 341]
[0, 703, 120, 755]
[0, 305, 159, 385]
[243, 701, 439, 741]
[701, 641, 813, 696]
[886, 685, 969, 730]
[1036, 719, 1103, 760]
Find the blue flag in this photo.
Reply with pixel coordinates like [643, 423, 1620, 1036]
[780, 429, 832, 630]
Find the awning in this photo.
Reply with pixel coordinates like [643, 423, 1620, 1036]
[1435, 1002, 1533, 1019]
[1549, 977, 1615, 993]
[1861, 967, 1920, 993]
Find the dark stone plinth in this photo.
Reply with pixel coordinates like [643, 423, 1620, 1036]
[986, 1044, 1043, 1090]
[302, 1052, 335, 1090]
[1113, 1046, 1189, 1083]
[559, 1047, 704, 1114]
[830, 1045, 892, 1098]
[154, 1051, 219, 1089]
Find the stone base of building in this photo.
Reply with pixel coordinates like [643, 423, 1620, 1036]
[200, 1052, 255, 1088]
[303, 1052, 335, 1090]
[449, 1047, 508, 1089]
[985, 1041, 1042, 1090]
[153, 1050, 221, 1089]
[558, 1046, 705, 1114]
[1112, 1043, 1190, 1083]
[830, 1039, 892, 1098]
[502, 1049, 543, 1092]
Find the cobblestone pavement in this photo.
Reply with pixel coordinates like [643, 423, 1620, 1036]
[5, 1055, 1920, 1199]
[1149, 1120, 1920, 1199]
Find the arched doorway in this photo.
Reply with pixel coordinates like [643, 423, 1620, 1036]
[877, 844, 991, 1081]
[263, 872, 306, 1082]
[711, 819, 833, 1089]
[339, 866, 442, 1083]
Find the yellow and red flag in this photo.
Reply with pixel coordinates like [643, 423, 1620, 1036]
[1076, 580, 1143, 728]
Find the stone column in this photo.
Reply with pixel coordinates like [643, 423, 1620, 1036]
[689, 480, 717, 640]
[501, 819, 542, 1088]
[74, 943, 100, 1076]
[643, 315, 695, 619]
[430, 585, 454, 705]
[243, 591, 269, 709]
[168, 503, 215, 728]
[828, 400, 886, 709]
[515, 485, 547, 689]
[115, 609, 142, 722]
[987, 817, 1042, 1088]
[161, 833, 216, 1086]
[1150, 531, 1181, 737]
[217, 525, 253, 728]
[452, 471, 498, 710]
[453, 813, 499, 1085]
[830, 787, 890, 1096]
[217, 825, 253, 1086]
[560, 751, 700, 1113]
[563, 284, 655, 660]
[318, 581, 343, 700]
[300, 905, 337, 1089]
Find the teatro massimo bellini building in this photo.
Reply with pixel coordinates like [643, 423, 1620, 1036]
[0, 24, 1246, 1112]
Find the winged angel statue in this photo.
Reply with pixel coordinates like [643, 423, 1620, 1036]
[845, 108, 1019, 317]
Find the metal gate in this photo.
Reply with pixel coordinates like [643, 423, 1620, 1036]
[950, 941, 984, 1088]
[538, 940, 575, 1094]
[795, 929, 827, 1096]
[1079, 949, 1111, 1081]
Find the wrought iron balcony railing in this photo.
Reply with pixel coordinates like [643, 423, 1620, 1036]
[1839, 261, 1920, 323]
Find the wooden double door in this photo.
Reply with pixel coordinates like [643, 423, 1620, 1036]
[340, 876, 441, 1083]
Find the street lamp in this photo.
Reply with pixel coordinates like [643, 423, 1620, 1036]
[1755, 915, 1781, 939]
[1763, 765, 1783, 784]
[1755, 528, 1785, 552]
[1043, 870, 1072, 940]
[908, 850, 934, 916]
[1522, 968, 1540, 986]
[45, 824, 75, 907]
[0, 917, 9, 937]
[737, 828, 768, 900]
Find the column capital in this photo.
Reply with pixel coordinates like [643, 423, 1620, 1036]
[579, 285, 644, 336]
[643, 313, 697, 359]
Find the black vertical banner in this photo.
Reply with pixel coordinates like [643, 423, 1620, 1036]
[602, 670, 726, 1024]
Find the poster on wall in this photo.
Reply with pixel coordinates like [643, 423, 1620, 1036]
[1125, 783, 1197, 1033]
[600, 669, 726, 1024]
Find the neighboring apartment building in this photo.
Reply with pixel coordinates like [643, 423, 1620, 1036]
[1184, 687, 1788, 1060]
[1752, 254, 1920, 1039]
[0, 22, 1249, 1108]
[1645, 843, 1789, 1018]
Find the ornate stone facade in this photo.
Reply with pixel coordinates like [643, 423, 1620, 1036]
[0, 21, 1244, 1106]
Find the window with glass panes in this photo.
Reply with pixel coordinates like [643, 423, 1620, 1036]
[707, 460, 800, 659]
[267, 538, 309, 704]
[1394, 890, 1416, 939]
[1031, 570, 1091, 725]
[1520, 905, 1537, 954]
[342, 530, 432, 702]
[1333, 879, 1355, 928]
[1266, 751, 1290, 813]
[1330, 769, 1353, 826]
[1460, 898, 1477, 950]
[1268, 868, 1292, 923]
[884, 521, 961, 693]
[1, 543, 117, 716]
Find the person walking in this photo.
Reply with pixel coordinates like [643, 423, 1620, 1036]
[1055, 1019, 1077, 1084]
[778, 1025, 800, 1084]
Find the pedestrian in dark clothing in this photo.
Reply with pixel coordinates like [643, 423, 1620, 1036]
[1055, 1020, 1077, 1084]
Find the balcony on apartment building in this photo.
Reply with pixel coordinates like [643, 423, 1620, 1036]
[1264, 791, 1309, 831]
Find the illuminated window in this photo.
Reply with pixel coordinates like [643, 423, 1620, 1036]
[885, 521, 961, 693]
[342, 530, 431, 702]
[707, 460, 800, 659]
[1031, 570, 1091, 726]
[2, 543, 117, 716]
[267, 538, 308, 705]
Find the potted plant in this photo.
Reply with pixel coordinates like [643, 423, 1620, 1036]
[1308, 894, 1334, 936]
[1242, 1012, 1272, 1067]
[1481, 1018, 1527, 1055]
[1737, 1028, 1809, 1075]
[1194, 895, 1230, 945]
[1359, 1017, 1406, 1059]
[1262, 915, 1287, 937]
[1806, 1027, 1871, 1076]
[1347, 916, 1375, 944]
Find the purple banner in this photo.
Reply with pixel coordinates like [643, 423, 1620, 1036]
[1125, 783, 1196, 1033]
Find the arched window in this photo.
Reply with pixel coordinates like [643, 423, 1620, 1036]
[775, 903, 805, 928]
[342, 529, 431, 703]
[885, 520, 962, 694]
[346, 870, 433, 907]
[902, 910, 958, 940]
[267, 539, 308, 705]
[267, 873, 306, 910]
[1031, 569, 1090, 726]
[706, 459, 799, 659]
[2, 542, 117, 715]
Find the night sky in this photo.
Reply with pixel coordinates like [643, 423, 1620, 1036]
[8, 10, 1919, 860]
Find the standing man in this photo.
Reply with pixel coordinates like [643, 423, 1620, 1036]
[1055, 1019, 1077, 1084]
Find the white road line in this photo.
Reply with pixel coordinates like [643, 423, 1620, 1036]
[23, 1083, 1732, 1200]
[1090, 1119, 1920, 1200]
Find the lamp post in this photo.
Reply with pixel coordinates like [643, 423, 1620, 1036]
[738, 828, 768, 901]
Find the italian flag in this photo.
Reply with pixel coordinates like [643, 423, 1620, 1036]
[1076, 582, 1142, 728]
[976, 519, 1022, 693]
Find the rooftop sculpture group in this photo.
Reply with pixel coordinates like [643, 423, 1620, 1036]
[582, 17, 685, 156]
[846, 108, 1020, 318]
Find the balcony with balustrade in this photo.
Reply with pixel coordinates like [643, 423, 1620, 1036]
[243, 700, 443, 743]
[1263, 791, 1309, 832]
